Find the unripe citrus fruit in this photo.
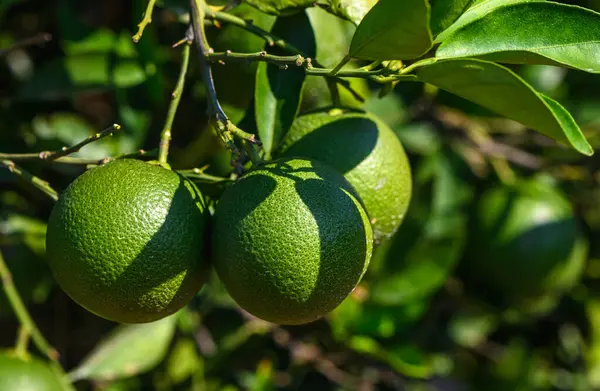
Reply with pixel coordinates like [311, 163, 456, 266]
[278, 110, 412, 244]
[212, 157, 373, 325]
[46, 159, 210, 324]
[461, 179, 588, 307]
[0, 353, 63, 391]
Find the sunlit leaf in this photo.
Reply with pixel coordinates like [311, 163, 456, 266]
[349, 0, 432, 60]
[437, 2, 600, 73]
[69, 315, 177, 381]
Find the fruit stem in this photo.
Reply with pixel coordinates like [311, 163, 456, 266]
[159, 43, 191, 164]
[1, 160, 59, 201]
[0, 249, 60, 362]
[206, 10, 364, 102]
[14, 326, 30, 359]
[132, 0, 157, 43]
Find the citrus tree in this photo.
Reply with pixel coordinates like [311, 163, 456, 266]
[1, 0, 599, 389]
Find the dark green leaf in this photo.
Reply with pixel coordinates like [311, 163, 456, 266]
[436, 2, 600, 73]
[430, 0, 475, 37]
[434, 0, 535, 43]
[349, 0, 433, 60]
[209, 4, 276, 124]
[255, 12, 316, 157]
[69, 315, 177, 381]
[244, 0, 314, 15]
[416, 58, 593, 155]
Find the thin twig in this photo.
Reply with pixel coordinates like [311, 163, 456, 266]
[0, 33, 52, 57]
[1, 160, 59, 201]
[159, 43, 191, 164]
[207, 51, 307, 67]
[132, 0, 157, 43]
[0, 250, 60, 361]
[207, 50, 405, 84]
[0, 148, 156, 165]
[44, 124, 121, 162]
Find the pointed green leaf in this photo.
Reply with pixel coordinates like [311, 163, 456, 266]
[430, 0, 475, 37]
[416, 59, 593, 155]
[435, 0, 536, 43]
[255, 12, 315, 157]
[69, 316, 177, 381]
[349, 0, 433, 60]
[437, 2, 600, 73]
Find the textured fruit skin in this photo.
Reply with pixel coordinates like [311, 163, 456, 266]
[0, 353, 63, 391]
[212, 158, 373, 325]
[461, 180, 588, 306]
[278, 111, 412, 244]
[46, 159, 210, 324]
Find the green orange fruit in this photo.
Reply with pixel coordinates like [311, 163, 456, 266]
[461, 179, 588, 307]
[46, 159, 210, 324]
[212, 157, 373, 325]
[278, 110, 412, 244]
[0, 353, 63, 391]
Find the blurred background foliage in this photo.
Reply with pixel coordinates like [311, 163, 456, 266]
[1, 0, 600, 390]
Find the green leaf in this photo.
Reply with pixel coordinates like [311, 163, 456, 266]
[306, 6, 355, 67]
[325, 0, 378, 25]
[255, 12, 315, 157]
[18, 55, 146, 101]
[166, 338, 203, 385]
[434, 0, 536, 43]
[416, 58, 593, 155]
[349, 336, 436, 379]
[349, 0, 433, 60]
[430, 0, 475, 37]
[436, 2, 600, 73]
[69, 316, 177, 381]
[244, 0, 314, 15]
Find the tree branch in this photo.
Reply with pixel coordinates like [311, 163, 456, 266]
[189, 0, 261, 166]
